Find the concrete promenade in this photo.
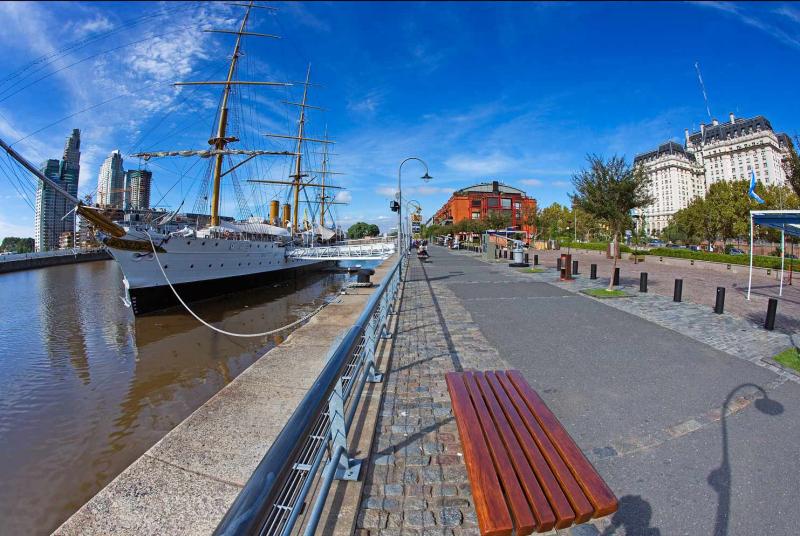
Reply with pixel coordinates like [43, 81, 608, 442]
[358, 247, 800, 535]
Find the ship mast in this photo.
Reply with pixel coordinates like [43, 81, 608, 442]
[320, 126, 328, 227]
[291, 66, 312, 233]
[135, 1, 289, 227]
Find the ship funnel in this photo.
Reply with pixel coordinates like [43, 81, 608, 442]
[269, 200, 279, 225]
[282, 203, 291, 226]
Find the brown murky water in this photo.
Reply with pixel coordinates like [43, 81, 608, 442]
[0, 259, 358, 535]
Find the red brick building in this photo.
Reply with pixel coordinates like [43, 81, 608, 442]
[432, 181, 537, 235]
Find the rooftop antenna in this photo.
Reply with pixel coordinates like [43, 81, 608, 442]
[694, 61, 712, 122]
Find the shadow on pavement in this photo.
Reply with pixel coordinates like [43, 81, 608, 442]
[601, 495, 661, 535]
[709, 383, 783, 536]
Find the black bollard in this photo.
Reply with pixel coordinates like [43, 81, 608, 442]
[765, 298, 778, 330]
[673, 279, 683, 302]
[613, 267, 620, 286]
[590, 263, 597, 279]
[639, 272, 648, 292]
[572, 260, 579, 275]
[714, 287, 725, 314]
[534, 254, 539, 266]
[557, 257, 562, 271]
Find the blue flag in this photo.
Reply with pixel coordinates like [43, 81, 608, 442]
[749, 170, 765, 204]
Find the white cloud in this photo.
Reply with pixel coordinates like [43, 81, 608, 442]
[444, 152, 515, 175]
[334, 190, 352, 203]
[695, 2, 800, 51]
[520, 179, 544, 187]
[552, 180, 570, 188]
[347, 91, 382, 116]
[0, 215, 34, 239]
[75, 15, 114, 36]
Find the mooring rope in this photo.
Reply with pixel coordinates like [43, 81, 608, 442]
[147, 233, 330, 337]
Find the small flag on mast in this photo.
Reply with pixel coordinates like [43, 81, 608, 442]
[748, 169, 765, 204]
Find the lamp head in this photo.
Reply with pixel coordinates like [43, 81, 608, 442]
[421, 172, 433, 182]
[754, 396, 784, 416]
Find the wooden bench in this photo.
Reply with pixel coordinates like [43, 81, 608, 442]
[445, 370, 617, 536]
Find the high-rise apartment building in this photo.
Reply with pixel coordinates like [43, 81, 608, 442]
[635, 114, 793, 235]
[124, 169, 152, 210]
[97, 150, 125, 208]
[34, 129, 81, 251]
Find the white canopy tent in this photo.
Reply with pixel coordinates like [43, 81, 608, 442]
[747, 210, 800, 300]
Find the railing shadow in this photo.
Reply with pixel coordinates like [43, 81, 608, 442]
[419, 258, 463, 373]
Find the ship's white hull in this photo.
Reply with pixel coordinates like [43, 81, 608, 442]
[105, 235, 329, 314]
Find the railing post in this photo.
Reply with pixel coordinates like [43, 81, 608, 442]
[365, 317, 384, 383]
[328, 378, 361, 481]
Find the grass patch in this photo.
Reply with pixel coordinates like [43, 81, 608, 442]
[581, 288, 629, 298]
[522, 268, 546, 273]
[774, 347, 800, 373]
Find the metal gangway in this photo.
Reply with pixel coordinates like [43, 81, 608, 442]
[286, 240, 395, 261]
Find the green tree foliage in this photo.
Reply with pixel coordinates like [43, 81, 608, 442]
[570, 155, 654, 286]
[0, 237, 35, 253]
[783, 140, 800, 199]
[347, 222, 380, 239]
[661, 180, 800, 248]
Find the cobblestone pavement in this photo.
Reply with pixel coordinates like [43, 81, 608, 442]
[533, 249, 800, 334]
[474, 249, 799, 383]
[356, 259, 610, 535]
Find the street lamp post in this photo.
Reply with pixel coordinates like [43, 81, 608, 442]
[397, 158, 432, 257]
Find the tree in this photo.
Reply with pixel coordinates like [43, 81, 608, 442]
[0, 237, 35, 253]
[538, 203, 571, 240]
[570, 155, 654, 288]
[783, 139, 800, 199]
[347, 222, 380, 239]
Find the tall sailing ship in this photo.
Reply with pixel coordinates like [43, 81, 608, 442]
[0, 2, 360, 315]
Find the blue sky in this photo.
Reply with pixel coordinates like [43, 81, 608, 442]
[1, 1, 799, 238]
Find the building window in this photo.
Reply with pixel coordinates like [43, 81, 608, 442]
[471, 211, 480, 220]
[487, 197, 499, 208]
[501, 198, 512, 209]
[471, 199, 481, 207]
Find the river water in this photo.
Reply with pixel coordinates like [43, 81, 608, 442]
[0, 259, 360, 535]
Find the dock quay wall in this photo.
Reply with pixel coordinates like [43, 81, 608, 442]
[0, 249, 111, 273]
[54, 255, 395, 536]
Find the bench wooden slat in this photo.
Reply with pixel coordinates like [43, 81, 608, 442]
[463, 372, 538, 535]
[495, 371, 595, 524]
[472, 372, 556, 533]
[484, 371, 576, 529]
[445, 373, 514, 536]
[506, 370, 619, 517]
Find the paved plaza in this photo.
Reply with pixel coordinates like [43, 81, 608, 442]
[357, 246, 800, 535]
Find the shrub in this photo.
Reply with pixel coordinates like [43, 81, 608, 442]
[561, 241, 632, 253]
[648, 248, 799, 271]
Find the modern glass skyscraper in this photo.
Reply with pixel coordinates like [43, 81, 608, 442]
[124, 169, 152, 210]
[97, 150, 125, 207]
[34, 129, 81, 252]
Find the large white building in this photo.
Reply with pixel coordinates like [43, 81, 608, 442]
[635, 113, 793, 235]
[97, 150, 125, 208]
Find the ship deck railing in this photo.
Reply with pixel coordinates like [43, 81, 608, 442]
[286, 241, 396, 261]
[213, 252, 406, 536]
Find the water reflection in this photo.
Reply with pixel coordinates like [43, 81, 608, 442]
[0, 260, 355, 535]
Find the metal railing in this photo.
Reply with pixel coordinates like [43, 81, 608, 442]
[214, 253, 406, 536]
[287, 242, 396, 261]
[0, 247, 106, 263]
